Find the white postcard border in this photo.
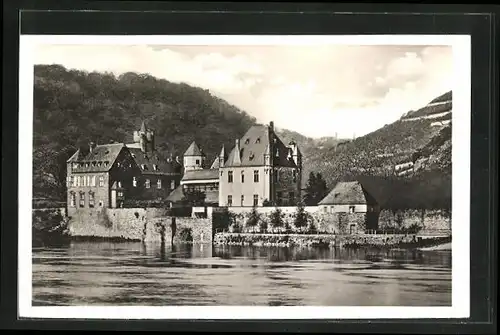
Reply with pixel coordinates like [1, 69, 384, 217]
[19, 34, 471, 319]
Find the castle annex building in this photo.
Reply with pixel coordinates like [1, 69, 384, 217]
[66, 121, 182, 214]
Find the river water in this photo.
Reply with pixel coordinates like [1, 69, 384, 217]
[32, 241, 451, 306]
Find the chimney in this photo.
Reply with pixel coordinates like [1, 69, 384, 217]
[89, 142, 96, 153]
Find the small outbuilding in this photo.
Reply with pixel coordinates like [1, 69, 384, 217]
[318, 180, 380, 232]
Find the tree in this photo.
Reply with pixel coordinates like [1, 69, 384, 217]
[293, 202, 309, 233]
[269, 208, 285, 231]
[303, 172, 329, 205]
[245, 206, 260, 232]
[181, 189, 206, 206]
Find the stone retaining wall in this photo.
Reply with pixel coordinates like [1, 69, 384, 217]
[213, 232, 451, 249]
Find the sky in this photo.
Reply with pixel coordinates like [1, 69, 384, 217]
[34, 43, 453, 139]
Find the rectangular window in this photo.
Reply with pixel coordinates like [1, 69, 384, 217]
[89, 192, 95, 208]
[241, 171, 245, 183]
[145, 179, 151, 188]
[70, 193, 76, 207]
[133, 176, 137, 187]
[227, 195, 232, 207]
[196, 159, 200, 165]
[253, 194, 259, 207]
[228, 171, 233, 183]
[240, 195, 244, 206]
[171, 180, 175, 189]
[349, 206, 355, 213]
[99, 176, 104, 187]
[71, 176, 76, 187]
[92, 176, 96, 187]
[87, 176, 91, 186]
[157, 179, 162, 189]
[253, 170, 259, 183]
[79, 192, 85, 208]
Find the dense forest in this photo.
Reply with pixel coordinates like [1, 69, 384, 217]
[33, 64, 451, 210]
[33, 64, 256, 199]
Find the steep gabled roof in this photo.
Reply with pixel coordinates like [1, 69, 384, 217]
[224, 125, 298, 168]
[184, 141, 203, 157]
[319, 181, 370, 205]
[127, 147, 182, 175]
[70, 143, 126, 173]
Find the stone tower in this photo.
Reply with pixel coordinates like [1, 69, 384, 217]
[133, 121, 155, 153]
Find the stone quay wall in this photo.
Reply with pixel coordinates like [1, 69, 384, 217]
[67, 207, 212, 243]
[377, 209, 451, 235]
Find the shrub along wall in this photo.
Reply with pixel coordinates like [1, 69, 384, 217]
[227, 206, 367, 235]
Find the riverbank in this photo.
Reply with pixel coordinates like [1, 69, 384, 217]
[213, 232, 451, 250]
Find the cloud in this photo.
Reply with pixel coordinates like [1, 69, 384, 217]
[34, 43, 453, 138]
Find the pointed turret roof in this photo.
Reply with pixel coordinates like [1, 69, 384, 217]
[230, 139, 242, 165]
[140, 120, 148, 133]
[184, 141, 203, 156]
[210, 157, 220, 169]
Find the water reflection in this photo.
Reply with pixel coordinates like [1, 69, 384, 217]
[32, 241, 451, 306]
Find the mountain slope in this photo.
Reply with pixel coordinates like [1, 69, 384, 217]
[33, 64, 257, 199]
[301, 92, 452, 208]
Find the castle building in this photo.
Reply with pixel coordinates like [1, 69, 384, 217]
[218, 121, 302, 207]
[66, 121, 182, 213]
[166, 121, 302, 208]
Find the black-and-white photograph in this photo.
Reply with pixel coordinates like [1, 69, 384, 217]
[18, 35, 470, 319]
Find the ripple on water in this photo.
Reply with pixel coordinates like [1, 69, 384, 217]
[32, 243, 451, 306]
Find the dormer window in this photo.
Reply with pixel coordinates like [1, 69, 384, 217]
[92, 161, 97, 166]
[245, 138, 250, 144]
[153, 164, 158, 171]
[72, 163, 78, 169]
[275, 149, 279, 157]
[104, 161, 109, 166]
[141, 164, 148, 170]
[255, 138, 260, 144]
[249, 152, 254, 160]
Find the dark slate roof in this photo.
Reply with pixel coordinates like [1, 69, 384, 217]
[225, 125, 298, 168]
[182, 169, 219, 181]
[184, 141, 204, 156]
[127, 147, 182, 175]
[319, 181, 369, 205]
[70, 143, 126, 173]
